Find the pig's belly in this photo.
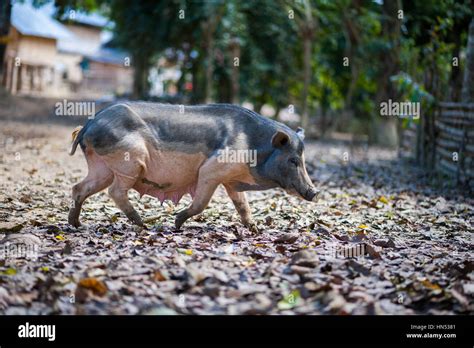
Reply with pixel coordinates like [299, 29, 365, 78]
[133, 149, 206, 204]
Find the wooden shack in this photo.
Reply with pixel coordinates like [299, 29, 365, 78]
[58, 11, 133, 97]
[1, 2, 133, 98]
[1, 2, 72, 96]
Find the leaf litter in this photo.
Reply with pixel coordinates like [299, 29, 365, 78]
[0, 122, 472, 315]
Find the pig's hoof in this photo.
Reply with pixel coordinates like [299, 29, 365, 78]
[135, 220, 144, 227]
[244, 221, 259, 234]
[68, 211, 81, 228]
[126, 211, 144, 227]
[69, 217, 81, 227]
[175, 211, 188, 230]
[69, 220, 81, 228]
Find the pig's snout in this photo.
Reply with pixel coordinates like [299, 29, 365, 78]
[304, 187, 320, 202]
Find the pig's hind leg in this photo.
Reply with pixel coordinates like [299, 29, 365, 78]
[68, 152, 113, 227]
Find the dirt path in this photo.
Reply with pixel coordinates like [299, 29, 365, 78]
[0, 120, 472, 314]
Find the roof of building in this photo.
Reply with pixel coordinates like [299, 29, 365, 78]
[57, 29, 112, 56]
[85, 46, 129, 66]
[10, 1, 128, 68]
[60, 11, 109, 28]
[11, 2, 73, 40]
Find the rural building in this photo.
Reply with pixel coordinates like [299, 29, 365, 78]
[1, 2, 133, 98]
[57, 10, 133, 98]
[1, 2, 72, 96]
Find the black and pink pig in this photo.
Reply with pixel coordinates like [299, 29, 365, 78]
[68, 103, 319, 229]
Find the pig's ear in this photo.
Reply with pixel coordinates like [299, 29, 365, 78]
[296, 127, 305, 140]
[271, 131, 290, 148]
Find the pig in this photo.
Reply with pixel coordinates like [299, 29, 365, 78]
[68, 102, 319, 229]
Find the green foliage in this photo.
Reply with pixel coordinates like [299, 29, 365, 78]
[391, 73, 434, 104]
[390, 72, 435, 128]
[45, 0, 473, 132]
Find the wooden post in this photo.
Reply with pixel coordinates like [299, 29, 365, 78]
[4, 56, 12, 91]
[17, 63, 21, 92]
[38, 66, 44, 92]
[461, 19, 474, 103]
[10, 62, 18, 95]
[32, 66, 38, 91]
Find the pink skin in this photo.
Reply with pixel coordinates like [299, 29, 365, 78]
[130, 146, 203, 205]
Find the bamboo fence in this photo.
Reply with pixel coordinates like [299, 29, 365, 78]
[400, 102, 474, 188]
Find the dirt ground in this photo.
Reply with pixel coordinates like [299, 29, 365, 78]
[0, 118, 472, 315]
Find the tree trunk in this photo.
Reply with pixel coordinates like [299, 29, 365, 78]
[0, 0, 12, 76]
[372, 0, 401, 147]
[301, 35, 311, 130]
[254, 101, 264, 114]
[229, 37, 240, 104]
[132, 55, 150, 100]
[461, 18, 474, 103]
[204, 25, 215, 103]
[448, 33, 462, 101]
[202, 9, 223, 104]
[321, 106, 327, 137]
[299, 0, 315, 131]
[345, 64, 358, 107]
[177, 48, 190, 97]
[273, 106, 281, 121]
[216, 68, 231, 103]
[341, 4, 361, 128]
[191, 55, 204, 104]
[375, 0, 401, 103]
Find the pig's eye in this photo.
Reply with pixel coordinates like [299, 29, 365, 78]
[289, 158, 299, 167]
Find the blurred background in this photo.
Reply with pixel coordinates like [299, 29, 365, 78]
[0, 0, 473, 155]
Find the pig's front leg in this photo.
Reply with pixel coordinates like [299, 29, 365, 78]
[223, 184, 257, 232]
[175, 179, 219, 230]
[175, 158, 231, 229]
[108, 176, 144, 227]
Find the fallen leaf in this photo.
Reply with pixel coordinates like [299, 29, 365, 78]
[77, 277, 108, 297]
[277, 290, 301, 310]
[290, 250, 318, 268]
[274, 233, 298, 244]
[153, 270, 167, 282]
[421, 279, 442, 291]
[178, 249, 193, 256]
[364, 244, 381, 259]
[373, 239, 396, 248]
[0, 268, 17, 276]
[0, 222, 24, 233]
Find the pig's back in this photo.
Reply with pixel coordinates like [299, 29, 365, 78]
[82, 102, 285, 156]
[129, 102, 286, 153]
